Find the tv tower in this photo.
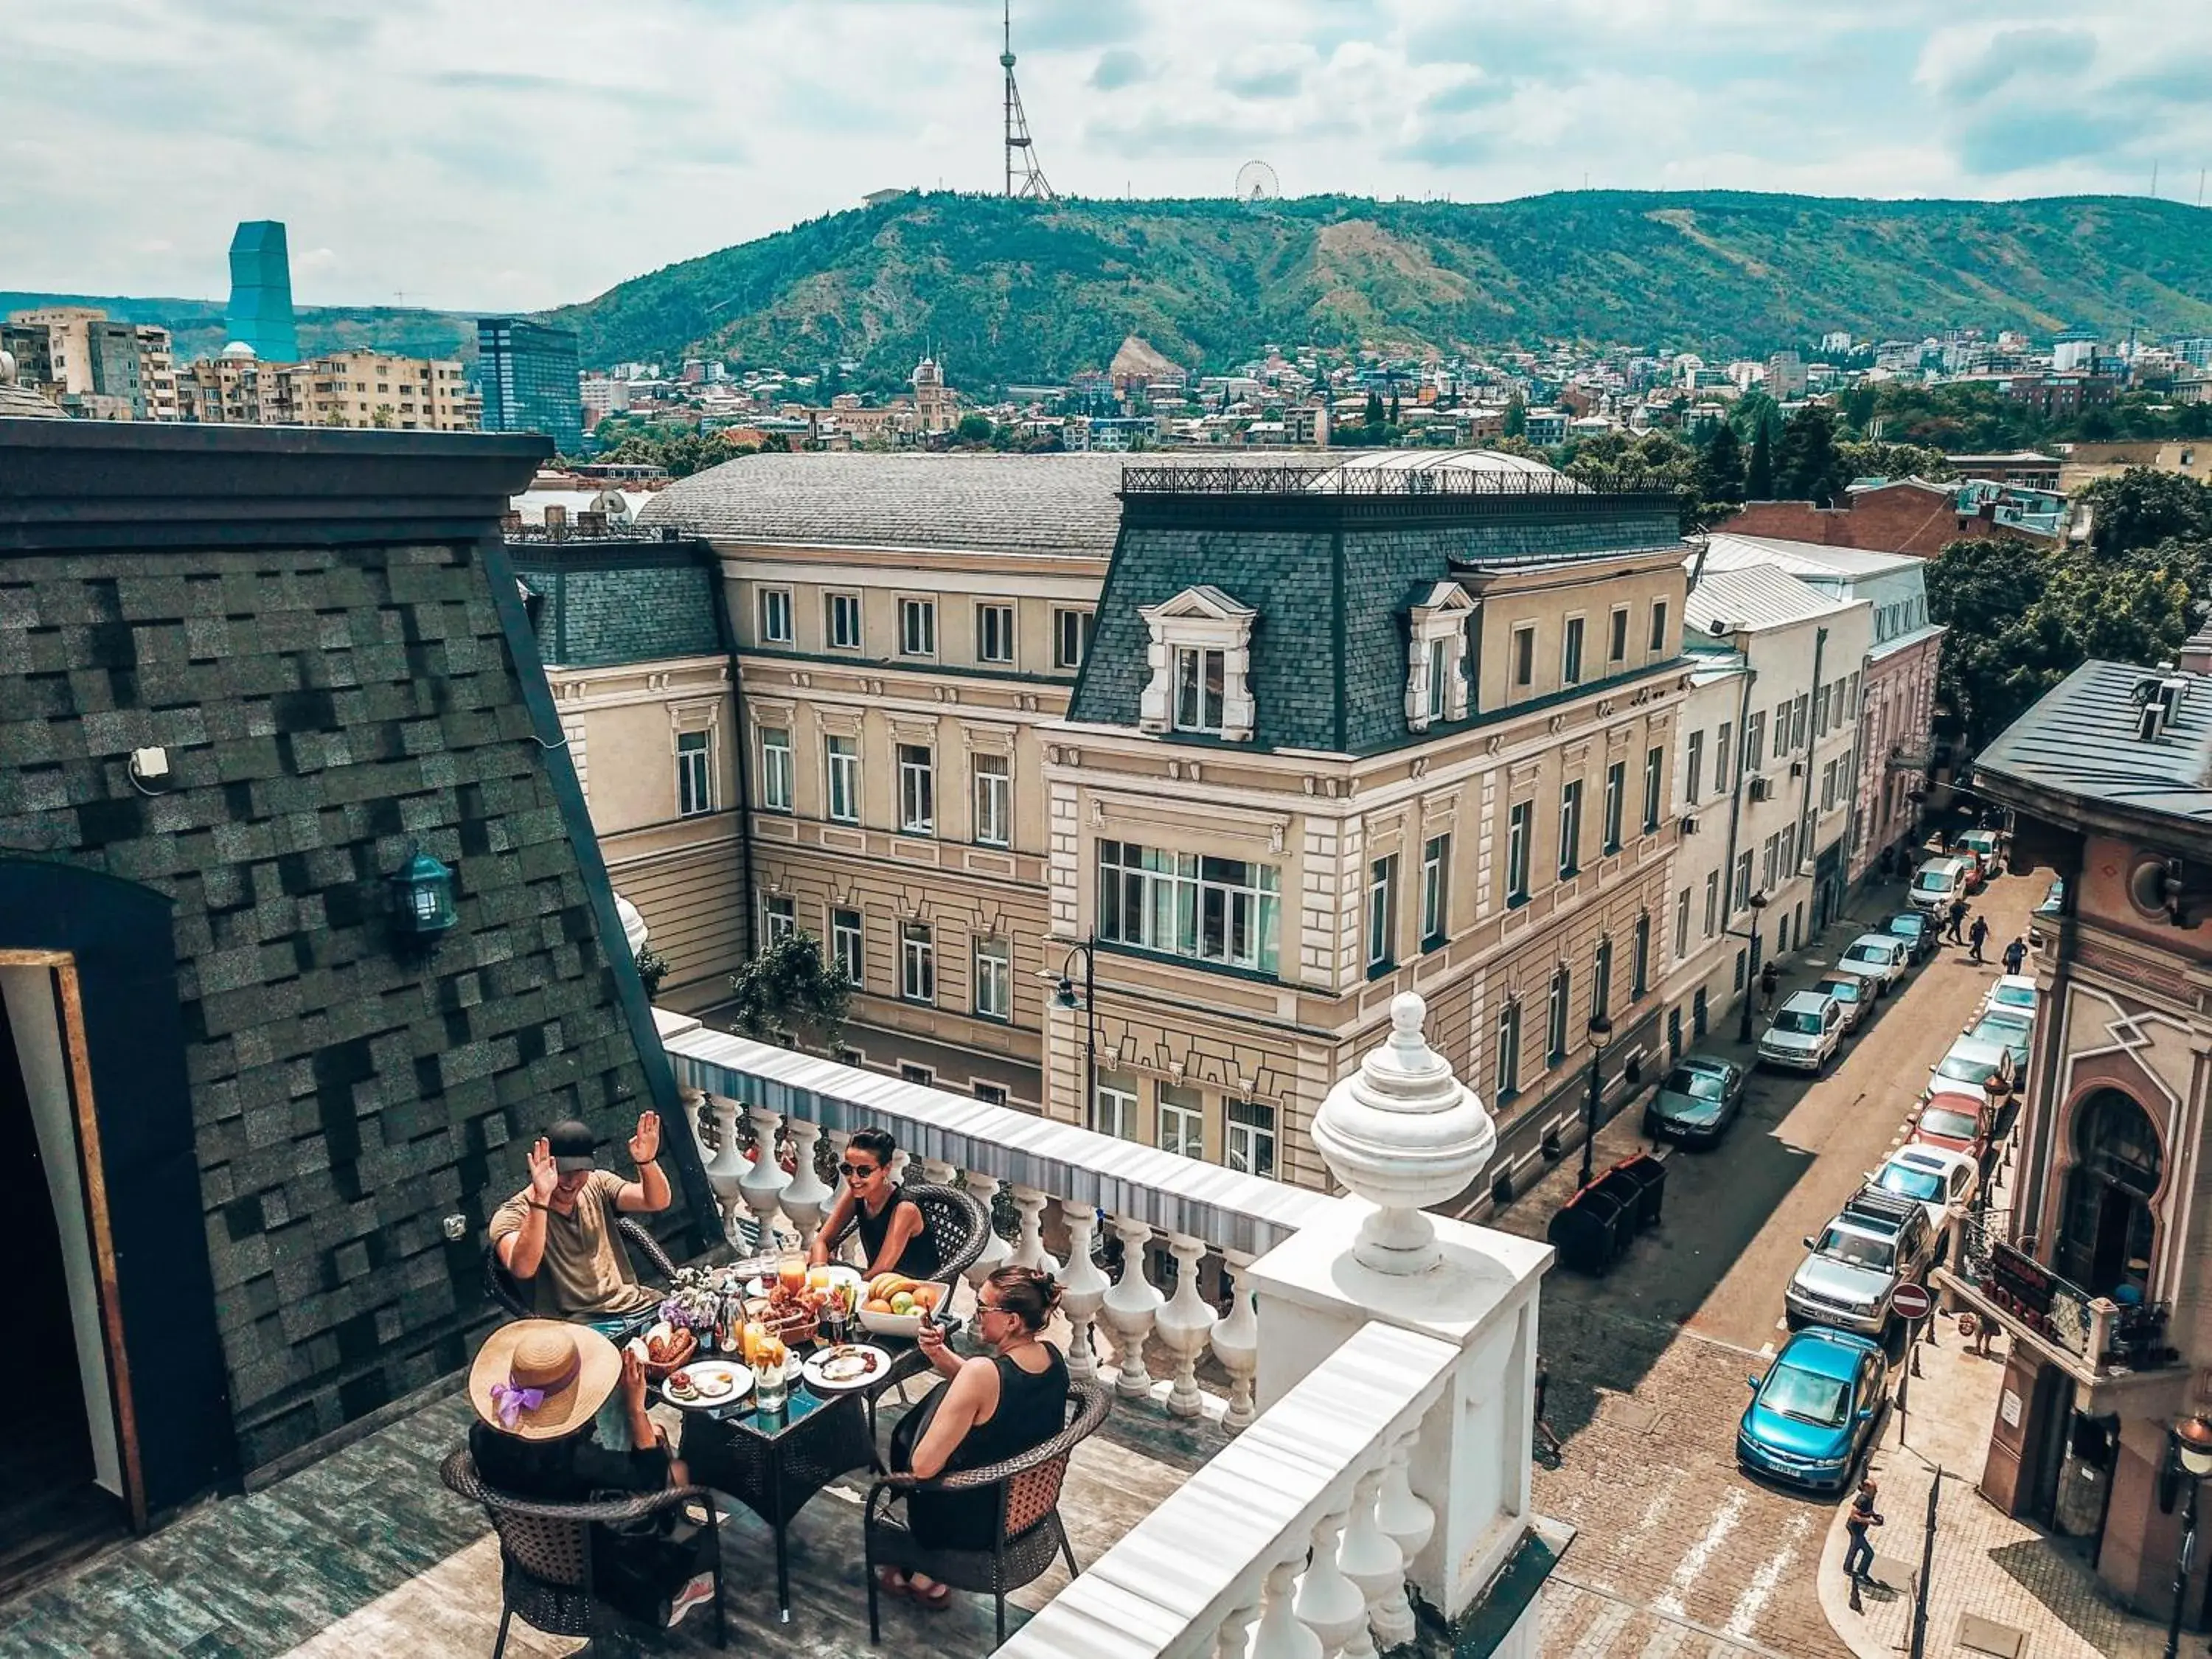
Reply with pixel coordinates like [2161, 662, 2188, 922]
[1001, 1, 1053, 200]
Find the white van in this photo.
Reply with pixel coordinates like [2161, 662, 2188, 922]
[1909, 855, 1975, 916]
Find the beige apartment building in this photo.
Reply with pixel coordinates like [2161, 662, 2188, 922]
[632, 450, 1691, 1193]
[174, 348, 473, 431]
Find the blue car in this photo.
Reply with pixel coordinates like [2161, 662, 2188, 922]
[1736, 1328, 1889, 1492]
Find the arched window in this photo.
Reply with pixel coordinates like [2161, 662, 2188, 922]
[2057, 1089, 2163, 1298]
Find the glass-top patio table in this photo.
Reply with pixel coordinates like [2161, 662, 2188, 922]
[659, 1319, 959, 1622]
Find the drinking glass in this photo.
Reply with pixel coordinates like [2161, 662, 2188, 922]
[753, 1349, 789, 1413]
[779, 1253, 807, 1295]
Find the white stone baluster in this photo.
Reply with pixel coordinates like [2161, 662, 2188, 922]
[777, 1116, 831, 1250]
[1372, 1427, 1433, 1651]
[1008, 1184, 1061, 1273]
[1336, 1461, 1403, 1659]
[919, 1155, 960, 1189]
[888, 1145, 913, 1188]
[1102, 1215, 1164, 1399]
[737, 1101, 789, 1248]
[1213, 1584, 1263, 1659]
[1250, 1551, 1322, 1659]
[1211, 1249, 1260, 1433]
[820, 1129, 854, 1263]
[1057, 1200, 1111, 1383]
[1154, 1231, 1217, 1417]
[961, 1171, 1013, 1285]
[701, 1095, 754, 1248]
[1293, 1497, 1368, 1658]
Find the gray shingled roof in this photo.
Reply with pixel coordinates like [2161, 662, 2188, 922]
[1975, 660, 2212, 832]
[638, 451, 1134, 557]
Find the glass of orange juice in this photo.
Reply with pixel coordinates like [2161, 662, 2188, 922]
[742, 1318, 765, 1366]
[807, 1263, 831, 1293]
[779, 1253, 807, 1295]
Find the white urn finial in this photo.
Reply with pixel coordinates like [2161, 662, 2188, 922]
[1311, 991, 1497, 1276]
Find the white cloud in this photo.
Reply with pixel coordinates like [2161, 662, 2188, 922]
[0, 0, 2202, 313]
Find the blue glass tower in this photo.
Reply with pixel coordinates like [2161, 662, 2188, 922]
[477, 318, 582, 453]
[226, 220, 298, 363]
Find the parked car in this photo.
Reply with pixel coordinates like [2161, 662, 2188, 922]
[1927, 1034, 2017, 1107]
[1760, 990, 1846, 1073]
[1834, 933, 1910, 995]
[1909, 855, 1977, 916]
[1870, 1144, 1980, 1259]
[1737, 1327, 1891, 1492]
[1812, 975, 1873, 1035]
[1884, 911, 1939, 962]
[1785, 1187, 1938, 1337]
[2035, 878, 2065, 918]
[1966, 1012, 2030, 1071]
[1911, 1091, 1995, 1166]
[1644, 1055, 1749, 1147]
[1954, 827, 2004, 878]
[1982, 973, 2038, 1024]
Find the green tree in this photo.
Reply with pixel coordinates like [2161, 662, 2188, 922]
[1835, 439, 1953, 483]
[2076, 467, 2212, 557]
[1502, 394, 1526, 439]
[1773, 404, 1848, 505]
[1694, 420, 1745, 507]
[1364, 390, 1385, 428]
[955, 411, 996, 445]
[1745, 422, 1774, 499]
[723, 931, 852, 1048]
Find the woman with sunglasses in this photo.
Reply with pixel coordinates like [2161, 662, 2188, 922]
[879, 1265, 1068, 1608]
[810, 1127, 942, 1279]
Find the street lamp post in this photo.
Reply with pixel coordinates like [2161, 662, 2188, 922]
[1734, 891, 1772, 1046]
[1054, 936, 1098, 1133]
[2162, 1414, 2212, 1658]
[1576, 1013, 1615, 1189]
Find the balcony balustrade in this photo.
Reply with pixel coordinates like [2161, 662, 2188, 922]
[1946, 1210, 2178, 1380]
[654, 993, 1558, 1656]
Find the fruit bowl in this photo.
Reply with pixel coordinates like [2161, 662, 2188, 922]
[858, 1279, 948, 1340]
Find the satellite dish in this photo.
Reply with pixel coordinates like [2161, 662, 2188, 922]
[1235, 160, 1281, 203]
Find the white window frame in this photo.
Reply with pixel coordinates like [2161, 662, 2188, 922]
[898, 596, 936, 658]
[676, 728, 715, 817]
[1225, 1099, 1276, 1179]
[1095, 1076, 1137, 1139]
[1496, 998, 1522, 1097]
[826, 590, 863, 651]
[1685, 730, 1705, 804]
[1054, 607, 1092, 669]
[1173, 645, 1227, 734]
[831, 907, 863, 984]
[1157, 1083, 1205, 1161]
[972, 752, 1010, 847]
[1607, 604, 1630, 664]
[973, 1082, 1009, 1107]
[899, 920, 935, 1004]
[1506, 801, 1531, 904]
[759, 726, 793, 813]
[1404, 581, 1475, 732]
[973, 936, 1012, 1021]
[762, 893, 796, 945]
[1420, 833, 1449, 948]
[897, 743, 935, 835]
[1649, 599, 1669, 653]
[1674, 888, 1691, 959]
[1367, 855, 1397, 973]
[1603, 760, 1626, 854]
[1098, 839, 1282, 974]
[1511, 623, 1536, 688]
[976, 602, 1015, 665]
[1138, 586, 1259, 742]
[1558, 779, 1584, 878]
[759, 586, 793, 645]
[1562, 615, 1586, 686]
[1643, 744, 1664, 832]
[826, 735, 860, 824]
[1547, 967, 1571, 1062]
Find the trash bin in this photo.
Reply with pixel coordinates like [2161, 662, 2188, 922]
[1604, 1152, 1669, 1230]
[1548, 1184, 1634, 1275]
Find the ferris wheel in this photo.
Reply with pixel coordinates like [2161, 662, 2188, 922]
[1234, 160, 1281, 203]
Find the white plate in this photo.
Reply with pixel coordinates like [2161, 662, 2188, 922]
[662, 1360, 752, 1410]
[801, 1343, 891, 1393]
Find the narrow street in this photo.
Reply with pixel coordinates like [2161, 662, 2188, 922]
[1496, 867, 2037, 1657]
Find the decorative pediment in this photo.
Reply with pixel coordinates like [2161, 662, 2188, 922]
[1140, 585, 1257, 627]
[1405, 581, 1475, 732]
[1137, 585, 1258, 742]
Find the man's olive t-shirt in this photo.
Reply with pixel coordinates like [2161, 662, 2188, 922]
[489, 1170, 659, 1318]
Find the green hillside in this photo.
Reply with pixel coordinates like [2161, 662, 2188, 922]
[0, 293, 479, 366]
[554, 189, 2212, 385]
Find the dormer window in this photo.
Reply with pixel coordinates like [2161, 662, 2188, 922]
[1404, 581, 1474, 733]
[1138, 586, 1257, 742]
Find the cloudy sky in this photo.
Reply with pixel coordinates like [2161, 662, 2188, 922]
[5, 0, 2208, 312]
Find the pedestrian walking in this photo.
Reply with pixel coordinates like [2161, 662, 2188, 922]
[1968, 914, 1990, 964]
[1843, 1478, 1883, 1582]
[1877, 845, 1895, 883]
[1947, 897, 1969, 945]
[1759, 959, 1781, 1015]
[2002, 936, 2028, 976]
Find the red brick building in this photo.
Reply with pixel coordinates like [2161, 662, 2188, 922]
[1725, 477, 2059, 557]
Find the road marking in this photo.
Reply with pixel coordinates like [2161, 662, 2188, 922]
[1724, 1513, 1812, 1640]
[1757, 1340, 1774, 1359]
[1775, 1317, 1790, 1332]
[1652, 1487, 1747, 1620]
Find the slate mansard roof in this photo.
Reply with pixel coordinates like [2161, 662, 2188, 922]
[1975, 660, 2212, 849]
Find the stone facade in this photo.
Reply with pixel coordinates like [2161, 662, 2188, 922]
[0, 423, 704, 1514]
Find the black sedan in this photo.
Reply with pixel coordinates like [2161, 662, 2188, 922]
[1644, 1055, 1750, 1147]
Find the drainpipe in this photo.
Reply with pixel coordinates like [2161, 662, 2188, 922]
[1718, 648, 1758, 934]
[1796, 625, 1829, 917]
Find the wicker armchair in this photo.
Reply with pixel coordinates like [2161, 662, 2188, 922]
[439, 1447, 725, 1656]
[827, 1180, 989, 1287]
[863, 1378, 1111, 1645]
[484, 1215, 678, 1320]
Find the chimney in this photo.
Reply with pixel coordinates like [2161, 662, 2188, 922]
[2180, 625, 2212, 677]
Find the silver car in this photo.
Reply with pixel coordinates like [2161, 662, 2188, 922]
[1760, 990, 1844, 1073]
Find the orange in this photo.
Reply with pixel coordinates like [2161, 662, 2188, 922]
[864, 1297, 893, 1314]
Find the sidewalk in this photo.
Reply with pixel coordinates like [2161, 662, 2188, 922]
[1817, 1318, 2172, 1658]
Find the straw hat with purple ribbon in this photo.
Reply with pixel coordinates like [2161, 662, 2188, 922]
[470, 1319, 622, 1440]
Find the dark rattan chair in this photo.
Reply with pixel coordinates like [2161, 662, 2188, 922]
[827, 1180, 989, 1288]
[484, 1215, 678, 1319]
[439, 1446, 725, 1657]
[863, 1377, 1111, 1645]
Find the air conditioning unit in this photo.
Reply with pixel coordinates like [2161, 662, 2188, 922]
[1789, 759, 1806, 779]
[1680, 813, 1700, 836]
[1748, 776, 1775, 802]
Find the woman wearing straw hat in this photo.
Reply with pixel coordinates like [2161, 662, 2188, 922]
[467, 1319, 717, 1630]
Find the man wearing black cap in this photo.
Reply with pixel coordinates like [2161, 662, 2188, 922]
[490, 1114, 668, 1319]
